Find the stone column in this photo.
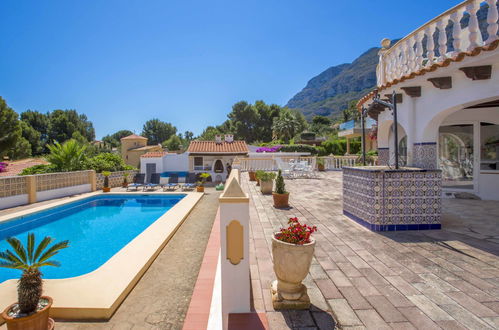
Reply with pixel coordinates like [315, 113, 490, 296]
[378, 148, 389, 166]
[413, 142, 438, 169]
[88, 170, 97, 191]
[26, 175, 37, 204]
[219, 174, 250, 328]
[406, 98, 416, 166]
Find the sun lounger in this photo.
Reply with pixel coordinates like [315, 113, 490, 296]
[182, 173, 197, 191]
[144, 173, 161, 191]
[127, 173, 145, 191]
[163, 174, 179, 191]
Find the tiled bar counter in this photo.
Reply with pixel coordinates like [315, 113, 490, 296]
[343, 166, 442, 231]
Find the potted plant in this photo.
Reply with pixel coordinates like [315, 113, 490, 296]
[271, 217, 317, 310]
[196, 172, 211, 192]
[248, 170, 257, 182]
[255, 170, 265, 186]
[122, 172, 130, 188]
[102, 171, 111, 192]
[317, 158, 325, 171]
[272, 170, 289, 208]
[257, 171, 276, 195]
[0, 234, 69, 330]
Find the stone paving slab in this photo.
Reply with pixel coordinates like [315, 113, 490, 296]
[245, 171, 499, 330]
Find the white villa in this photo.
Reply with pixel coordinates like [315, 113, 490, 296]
[140, 135, 249, 183]
[359, 0, 499, 200]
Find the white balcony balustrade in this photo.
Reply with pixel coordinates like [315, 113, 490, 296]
[377, 0, 499, 87]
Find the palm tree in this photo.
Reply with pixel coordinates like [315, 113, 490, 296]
[0, 234, 69, 314]
[272, 110, 306, 143]
[46, 139, 86, 172]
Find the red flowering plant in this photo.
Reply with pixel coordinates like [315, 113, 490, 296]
[275, 217, 317, 245]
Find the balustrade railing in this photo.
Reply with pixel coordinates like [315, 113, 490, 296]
[377, 0, 498, 87]
[233, 155, 377, 172]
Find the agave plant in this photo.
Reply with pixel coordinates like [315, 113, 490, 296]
[0, 234, 69, 315]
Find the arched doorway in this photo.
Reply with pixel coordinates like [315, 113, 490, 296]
[214, 159, 224, 173]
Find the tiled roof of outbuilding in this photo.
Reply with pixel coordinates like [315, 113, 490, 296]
[187, 140, 249, 154]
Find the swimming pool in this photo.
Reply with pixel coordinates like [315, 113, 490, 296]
[0, 194, 185, 284]
[160, 171, 189, 178]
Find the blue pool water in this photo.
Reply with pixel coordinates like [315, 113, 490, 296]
[0, 194, 185, 283]
[160, 171, 189, 178]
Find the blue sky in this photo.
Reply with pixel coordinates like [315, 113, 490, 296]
[1, 0, 458, 139]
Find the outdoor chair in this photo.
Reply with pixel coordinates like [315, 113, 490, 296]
[127, 173, 145, 191]
[276, 159, 294, 179]
[144, 173, 161, 191]
[182, 172, 197, 191]
[163, 174, 179, 191]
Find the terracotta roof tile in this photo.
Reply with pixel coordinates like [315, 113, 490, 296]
[187, 140, 249, 154]
[140, 151, 169, 158]
[121, 134, 147, 140]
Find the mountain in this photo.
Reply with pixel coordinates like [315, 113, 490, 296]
[286, 46, 379, 119]
[287, 3, 496, 120]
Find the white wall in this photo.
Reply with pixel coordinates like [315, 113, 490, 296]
[36, 184, 91, 202]
[140, 157, 164, 174]
[375, 52, 499, 200]
[0, 194, 29, 210]
[163, 153, 189, 171]
[140, 153, 190, 174]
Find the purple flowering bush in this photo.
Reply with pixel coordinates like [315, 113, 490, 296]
[256, 145, 282, 153]
[0, 162, 7, 172]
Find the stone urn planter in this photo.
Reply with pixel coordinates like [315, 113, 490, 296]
[260, 180, 273, 194]
[271, 218, 317, 310]
[2, 296, 54, 330]
[256, 171, 276, 195]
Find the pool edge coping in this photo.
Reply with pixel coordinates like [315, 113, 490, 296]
[0, 190, 204, 322]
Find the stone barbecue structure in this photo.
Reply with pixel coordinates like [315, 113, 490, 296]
[343, 166, 442, 231]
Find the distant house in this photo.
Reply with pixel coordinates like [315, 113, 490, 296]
[138, 134, 249, 183]
[120, 134, 162, 168]
[187, 135, 249, 182]
[295, 132, 326, 147]
[338, 119, 377, 155]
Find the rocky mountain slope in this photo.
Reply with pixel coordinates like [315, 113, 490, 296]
[287, 3, 495, 120]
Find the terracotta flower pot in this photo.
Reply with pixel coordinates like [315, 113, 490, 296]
[103, 187, 111, 193]
[317, 163, 325, 171]
[2, 296, 55, 330]
[196, 186, 204, 193]
[260, 180, 273, 195]
[256, 179, 260, 186]
[272, 192, 289, 208]
[271, 236, 315, 309]
[248, 171, 256, 181]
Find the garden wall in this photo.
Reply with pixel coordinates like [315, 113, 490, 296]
[96, 170, 138, 190]
[0, 170, 96, 210]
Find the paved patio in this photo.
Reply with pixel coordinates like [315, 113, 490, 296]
[246, 171, 499, 329]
